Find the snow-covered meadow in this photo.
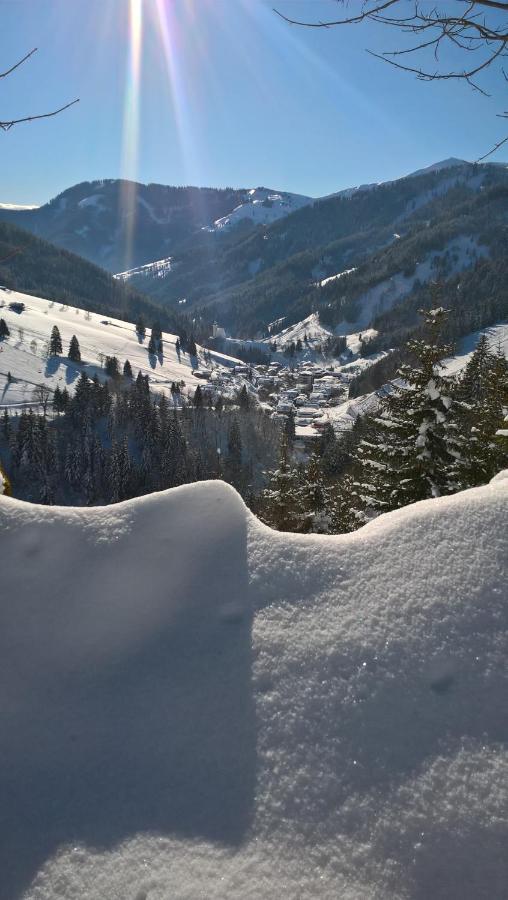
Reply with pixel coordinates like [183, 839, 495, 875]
[1, 474, 507, 899]
[0, 289, 242, 411]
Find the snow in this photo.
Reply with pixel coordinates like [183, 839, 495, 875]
[1, 475, 507, 899]
[209, 188, 313, 231]
[335, 236, 489, 335]
[0, 289, 243, 410]
[443, 321, 508, 376]
[0, 202, 39, 210]
[264, 313, 332, 351]
[114, 257, 173, 282]
[405, 158, 468, 179]
[77, 194, 105, 210]
[319, 267, 357, 287]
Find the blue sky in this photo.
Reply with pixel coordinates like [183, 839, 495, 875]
[1, 0, 507, 205]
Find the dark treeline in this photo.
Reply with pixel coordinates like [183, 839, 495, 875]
[0, 371, 280, 506]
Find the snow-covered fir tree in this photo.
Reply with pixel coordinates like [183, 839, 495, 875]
[354, 308, 461, 516]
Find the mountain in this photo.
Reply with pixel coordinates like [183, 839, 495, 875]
[1, 475, 507, 899]
[0, 181, 312, 274]
[3, 159, 508, 358]
[0, 220, 188, 336]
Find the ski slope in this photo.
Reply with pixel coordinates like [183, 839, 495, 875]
[0, 289, 242, 410]
[1, 475, 507, 899]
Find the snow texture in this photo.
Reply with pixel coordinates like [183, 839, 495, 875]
[1, 475, 507, 899]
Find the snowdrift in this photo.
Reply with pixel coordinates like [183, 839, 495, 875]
[1, 478, 507, 900]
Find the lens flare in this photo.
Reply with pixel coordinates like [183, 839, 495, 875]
[120, 0, 144, 268]
[151, 0, 202, 183]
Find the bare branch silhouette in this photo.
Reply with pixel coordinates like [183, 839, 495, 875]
[274, 1, 508, 159]
[1, 47, 79, 131]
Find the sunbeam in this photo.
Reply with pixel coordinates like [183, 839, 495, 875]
[120, 0, 144, 269]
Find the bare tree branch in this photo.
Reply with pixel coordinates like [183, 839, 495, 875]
[1, 47, 79, 131]
[0, 47, 37, 79]
[274, 1, 508, 160]
[0, 98, 80, 132]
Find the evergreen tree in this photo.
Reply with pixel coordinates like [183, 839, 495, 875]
[354, 308, 461, 516]
[299, 450, 331, 533]
[53, 385, 64, 413]
[259, 435, 303, 531]
[188, 336, 197, 357]
[105, 356, 120, 378]
[67, 334, 81, 363]
[49, 325, 63, 356]
[238, 384, 250, 411]
[284, 408, 296, 448]
[123, 359, 133, 379]
[193, 385, 203, 408]
[147, 335, 157, 355]
[226, 417, 243, 484]
[136, 316, 146, 338]
[454, 343, 508, 486]
[151, 322, 163, 353]
[0, 318, 10, 338]
[2, 408, 10, 440]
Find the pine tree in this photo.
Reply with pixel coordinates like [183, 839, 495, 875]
[188, 336, 197, 357]
[0, 318, 10, 338]
[151, 322, 163, 353]
[61, 386, 70, 411]
[226, 417, 243, 484]
[49, 325, 63, 356]
[284, 408, 296, 448]
[193, 385, 203, 408]
[53, 385, 64, 413]
[136, 316, 146, 338]
[123, 359, 133, 379]
[354, 308, 460, 516]
[454, 343, 508, 486]
[259, 435, 303, 531]
[300, 450, 331, 533]
[238, 384, 250, 411]
[67, 335, 81, 363]
[148, 335, 156, 355]
[105, 356, 120, 378]
[2, 408, 10, 440]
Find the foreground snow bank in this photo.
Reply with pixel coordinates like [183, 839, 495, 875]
[1, 477, 507, 899]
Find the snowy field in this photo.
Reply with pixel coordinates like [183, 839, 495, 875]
[0, 289, 242, 410]
[1, 474, 507, 899]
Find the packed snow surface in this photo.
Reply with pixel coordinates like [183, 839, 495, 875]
[1, 476, 507, 899]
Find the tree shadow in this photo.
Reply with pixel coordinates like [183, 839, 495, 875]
[148, 352, 157, 370]
[44, 357, 81, 384]
[44, 356, 60, 377]
[0, 486, 256, 900]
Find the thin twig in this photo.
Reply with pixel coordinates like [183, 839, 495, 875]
[0, 98, 80, 132]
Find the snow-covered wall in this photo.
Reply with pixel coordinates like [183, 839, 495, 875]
[1, 478, 507, 899]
